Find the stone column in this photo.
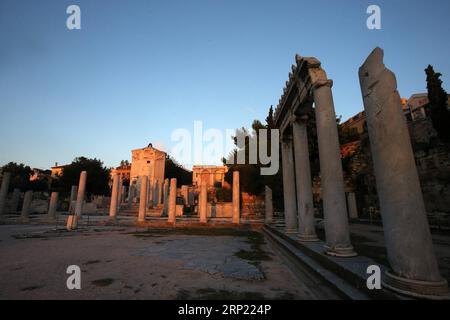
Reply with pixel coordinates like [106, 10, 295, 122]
[163, 178, 169, 215]
[68, 185, 78, 214]
[313, 80, 356, 257]
[152, 180, 159, 205]
[121, 185, 126, 204]
[199, 182, 207, 223]
[75, 171, 87, 218]
[265, 186, 273, 224]
[359, 47, 447, 297]
[232, 171, 240, 224]
[181, 185, 189, 206]
[158, 181, 164, 205]
[10, 188, 21, 213]
[109, 174, 120, 219]
[47, 192, 59, 221]
[148, 179, 154, 208]
[293, 120, 319, 241]
[0, 172, 11, 217]
[138, 176, 148, 222]
[347, 193, 358, 220]
[168, 178, 177, 224]
[281, 137, 298, 233]
[21, 191, 33, 222]
[128, 184, 134, 208]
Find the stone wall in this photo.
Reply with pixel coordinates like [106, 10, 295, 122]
[334, 117, 450, 222]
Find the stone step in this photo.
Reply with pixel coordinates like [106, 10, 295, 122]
[263, 224, 401, 300]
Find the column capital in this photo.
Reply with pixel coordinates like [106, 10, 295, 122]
[292, 114, 309, 124]
[312, 79, 333, 90]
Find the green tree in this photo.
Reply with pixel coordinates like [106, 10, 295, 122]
[58, 157, 110, 196]
[425, 65, 450, 142]
[224, 106, 283, 203]
[1, 162, 32, 191]
[164, 156, 192, 187]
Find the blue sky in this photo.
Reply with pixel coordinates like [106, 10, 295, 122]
[0, 0, 449, 169]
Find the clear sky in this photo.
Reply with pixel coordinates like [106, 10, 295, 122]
[0, 0, 449, 170]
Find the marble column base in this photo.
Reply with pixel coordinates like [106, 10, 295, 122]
[383, 270, 449, 299]
[324, 245, 357, 258]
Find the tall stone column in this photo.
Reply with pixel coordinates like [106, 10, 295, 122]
[138, 176, 148, 222]
[109, 174, 120, 219]
[158, 181, 163, 205]
[265, 186, 273, 224]
[181, 185, 189, 205]
[21, 191, 33, 222]
[199, 182, 207, 223]
[148, 179, 154, 208]
[121, 185, 126, 204]
[168, 178, 177, 224]
[153, 180, 159, 205]
[10, 188, 21, 213]
[232, 171, 240, 224]
[47, 192, 59, 221]
[117, 177, 122, 208]
[127, 184, 134, 208]
[281, 137, 298, 233]
[68, 185, 78, 214]
[347, 193, 358, 220]
[292, 120, 319, 241]
[0, 172, 11, 217]
[75, 171, 87, 218]
[163, 178, 169, 215]
[359, 47, 448, 297]
[313, 80, 356, 257]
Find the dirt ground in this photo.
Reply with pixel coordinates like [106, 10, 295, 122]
[0, 225, 339, 300]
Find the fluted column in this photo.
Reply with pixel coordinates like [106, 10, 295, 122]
[281, 136, 297, 233]
[292, 120, 319, 241]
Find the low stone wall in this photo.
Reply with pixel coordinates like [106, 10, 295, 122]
[207, 202, 232, 218]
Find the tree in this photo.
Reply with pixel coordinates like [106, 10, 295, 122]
[224, 106, 283, 205]
[425, 65, 450, 142]
[1, 162, 32, 191]
[165, 156, 192, 187]
[58, 157, 110, 196]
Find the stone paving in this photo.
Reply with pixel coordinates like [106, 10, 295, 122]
[0, 224, 339, 300]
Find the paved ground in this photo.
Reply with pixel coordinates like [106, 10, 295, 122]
[0, 225, 339, 300]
